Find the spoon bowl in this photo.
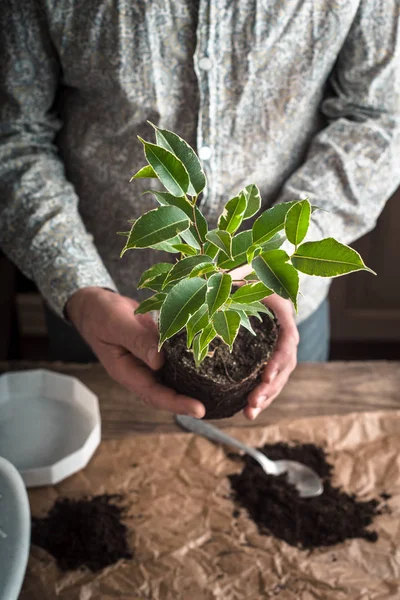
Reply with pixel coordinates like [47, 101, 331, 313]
[176, 415, 323, 498]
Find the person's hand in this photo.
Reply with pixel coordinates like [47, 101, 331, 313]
[66, 287, 205, 418]
[244, 293, 299, 420]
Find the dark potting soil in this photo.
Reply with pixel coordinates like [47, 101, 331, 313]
[31, 494, 132, 572]
[229, 442, 386, 549]
[161, 312, 279, 419]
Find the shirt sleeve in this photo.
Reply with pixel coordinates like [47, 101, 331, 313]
[276, 0, 400, 247]
[0, 0, 118, 319]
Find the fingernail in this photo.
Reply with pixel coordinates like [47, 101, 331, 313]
[267, 369, 278, 383]
[251, 408, 261, 420]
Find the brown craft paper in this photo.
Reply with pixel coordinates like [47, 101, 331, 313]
[21, 410, 400, 600]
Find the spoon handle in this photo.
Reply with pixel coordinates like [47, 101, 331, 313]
[175, 415, 276, 471]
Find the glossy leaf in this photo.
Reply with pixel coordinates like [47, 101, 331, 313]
[291, 238, 376, 277]
[212, 310, 241, 350]
[189, 263, 218, 278]
[194, 207, 208, 242]
[204, 241, 219, 259]
[246, 244, 262, 263]
[159, 278, 207, 346]
[192, 333, 209, 367]
[138, 263, 172, 289]
[252, 249, 299, 308]
[199, 323, 217, 351]
[186, 304, 209, 347]
[134, 293, 166, 315]
[206, 229, 232, 258]
[130, 165, 157, 180]
[206, 273, 232, 315]
[228, 301, 273, 319]
[151, 235, 181, 253]
[180, 226, 201, 250]
[164, 255, 213, 287]
[217, 230, 253, 269]
[150, 123, 206, 195]
[231, 282, 273, 304]
[138, 137, 189, 197]
[218, 193, 247, 234]
[252, 201, 297, 245]
[242, 184, 262, 219]
[171, 243, 198, 256]
[236, 309, 256, 336]
[260, 232, 287, 252]
[284, 199, 311, 246]
[122, 206, 190, 253]
[149, 190, 194, 219]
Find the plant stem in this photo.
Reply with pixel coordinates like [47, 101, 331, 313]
[191, 201, 204, 255]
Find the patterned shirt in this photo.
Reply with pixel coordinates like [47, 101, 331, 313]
[0, 0, 399, 323]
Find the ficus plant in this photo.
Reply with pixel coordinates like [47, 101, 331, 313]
[119, 123, 374, 367]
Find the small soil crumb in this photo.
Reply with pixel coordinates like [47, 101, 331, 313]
[31, 494, 132, 572]
[229, 442, 382, 549]
[380, 492, 391, 501]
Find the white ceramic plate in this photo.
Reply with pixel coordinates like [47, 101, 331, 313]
[0, 456, 30, 600]
[0, 369, 101, 487]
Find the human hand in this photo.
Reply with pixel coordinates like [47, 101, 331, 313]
[244, 293, 299, 420]
[66, 287, 205, 418]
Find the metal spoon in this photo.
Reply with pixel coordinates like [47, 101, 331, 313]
[175, 415, 323, 498]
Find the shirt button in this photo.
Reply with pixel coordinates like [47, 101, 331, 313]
[198, 56, 213, 71]
[198, 146, 212, 161]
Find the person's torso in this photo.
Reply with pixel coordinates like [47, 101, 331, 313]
[45, 0, 360, 296]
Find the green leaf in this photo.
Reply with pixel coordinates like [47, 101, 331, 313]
[194, 207, 208, 242]
[192, 333, 209, 367]
[206, 273, 232, 315]
[159, 278, 207, 346]
[180, 226, 201, 250]
[138, 263, 173, 289]
[252, 201, 297, 245]
[236, 309, 257, 336]
[217, 230, 253, 269]
[134, 293, 166, 315]
[285, 199, 311, 246]
[205, 229, 233, 258]
[218, 193, 247, 234]
[151, 235, 181, 253]
[130, 165, 157, 180]
[242, 184, 262, 219]
[163, 255, 213, 287]
[149, 190, 194, 219]
[231, 282, 273, 303]
[252, 249, 299, 308]
[150, 123, 206, 195]
[122, 206, 190, 253]
[171, 243, 198, 256]
[260, 232, 287, 251]
[204, 241, 219, 259]
[117, 231, 130, 237]
[186, 304, 209, 347]
[138, 137, 189, 197]
[228, 301, 273, 319]
[189, 263, 218, 278]
[199, 323, 217, 350]
[291, 238, 376, 277]
[212, 310, 241, 350]
[246, 244, 262, 263]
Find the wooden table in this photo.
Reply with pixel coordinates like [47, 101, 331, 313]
[1, 361, 399, 437]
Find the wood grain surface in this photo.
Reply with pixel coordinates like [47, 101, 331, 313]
[1, 361, 399, 438]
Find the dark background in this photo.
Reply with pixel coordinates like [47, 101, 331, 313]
[1, 186, 400, 362]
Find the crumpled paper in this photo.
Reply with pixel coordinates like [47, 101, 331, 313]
[21, 410, 400, 600]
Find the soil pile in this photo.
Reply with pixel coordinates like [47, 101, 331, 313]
[229, 442, 386, 549]
[31, 494, 132, 572]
